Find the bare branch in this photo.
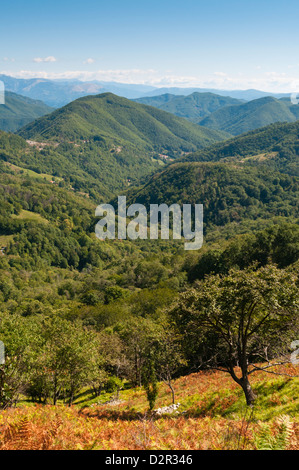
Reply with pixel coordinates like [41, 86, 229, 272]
[248, 361, 299, 377]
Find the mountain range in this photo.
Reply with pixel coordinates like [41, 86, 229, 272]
[199, 96, 299, 135]
[0, 74, 292, 107]
[134, 93, 299, 136]
[0, 93, 228, 201]
[0, 75, 157, 107]
[17, 92, 228, 152]
[125, 160, 298, 234]
[134, 92, 243, 123]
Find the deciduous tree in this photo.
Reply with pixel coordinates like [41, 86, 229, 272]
[170, 265, 299, 406]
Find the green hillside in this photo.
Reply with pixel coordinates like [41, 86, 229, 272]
[199, 96, 299, 135]
[18, 92, 229, 154]
[0, 91, 53, 132]
[125, 161, 298, 233]
[135, 92, 243, 123]
[182, 120, 299, 176]
[0, 130, 119, 199]
[9, 93, 229, 199]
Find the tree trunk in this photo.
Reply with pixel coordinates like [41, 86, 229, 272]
[240, 377, 257, 407]
[134, 349, 139, 387]
[0, 368, 5, 407]
[53, 373, 57, 405]
[168, 381, 175, 405]
[69, 392, 74, 406]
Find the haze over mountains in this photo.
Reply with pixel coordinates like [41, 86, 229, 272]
[0, 78, 298, 355]
[0, 74, 297, 140]
[0, 74, 157, 107]
[0, 74, 291, 107]
[0, 76, 297, 207]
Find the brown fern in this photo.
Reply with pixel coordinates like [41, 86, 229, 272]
[2, 416, 31, 450]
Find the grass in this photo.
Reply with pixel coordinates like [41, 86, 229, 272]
[0, 234, 14, 248]
[11, 210, 49, 224]
[4, 162, 63, 182]
[1, 365, 297, 450]
[240, 152, 278, 162]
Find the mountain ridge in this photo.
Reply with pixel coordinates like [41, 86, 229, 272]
[0, 91, 53, 132]
[142, 87, 290, 101]
[134, 92, 244, 123]
[0, 74, 293, 106]
[0, 93, 228, 201]
[199, 96, 299, 135]
[181, 120, 299, 176]
[17, 92, 229, 154]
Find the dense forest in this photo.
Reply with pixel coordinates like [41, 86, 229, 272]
[134, 93, 299, 138]
[198, 96, 299, 135]
[183, 120, 299, 176]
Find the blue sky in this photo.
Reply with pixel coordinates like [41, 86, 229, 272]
[1, 0, 299, 91]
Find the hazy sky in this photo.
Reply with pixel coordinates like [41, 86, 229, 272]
[1, 0, 299, 91]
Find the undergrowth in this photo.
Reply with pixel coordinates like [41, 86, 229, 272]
[0, 366, 298, 450]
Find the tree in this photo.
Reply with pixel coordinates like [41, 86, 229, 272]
[169, 265, 299, 406]
[146, 329, 185, 405]
[30, 316, 103, 405]
[0, 313, 38, 408]
[96, 330, 129, 398]
[142, 349, 159, 411]
[115, 317, 162, 388]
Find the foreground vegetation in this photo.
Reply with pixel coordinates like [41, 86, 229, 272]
[0, 366, 298, 450]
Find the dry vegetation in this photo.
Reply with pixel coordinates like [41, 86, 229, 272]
[1, 366, 298, 450]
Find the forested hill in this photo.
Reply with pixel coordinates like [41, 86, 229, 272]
[18, 92, 229, 154]
[125, 161, 298, 232]
[0, 130, 131, 199]
[0, 91, 53, 133]
[199, 96, 299, 135]
[134, 92, 243, 123]
[181, 121, 299, 176]
[0, 84, 224, 200]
